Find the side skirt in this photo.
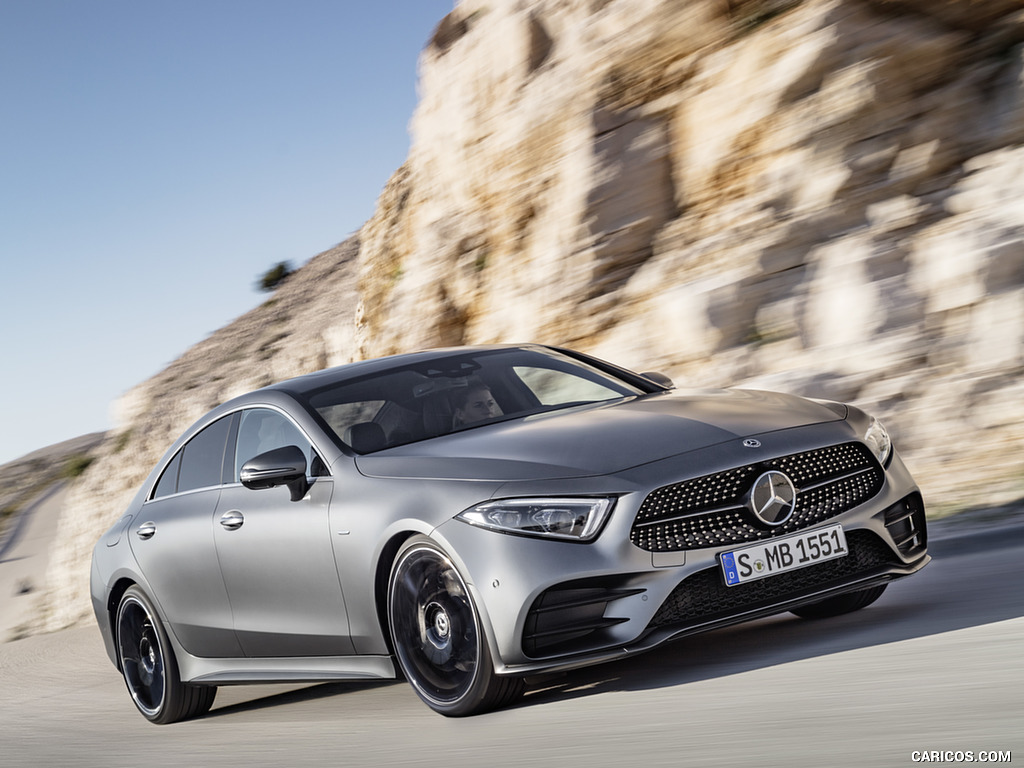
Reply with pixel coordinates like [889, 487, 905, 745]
[181, 654, 396, 685]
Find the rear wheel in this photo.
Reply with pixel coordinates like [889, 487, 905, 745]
[790, 583, 888, 619]
[116, 586, 216, 724]
[387, 536, 524, 716]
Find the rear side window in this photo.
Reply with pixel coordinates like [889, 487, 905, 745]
[152, 452, 182, 499]
[177, 416, 233, 493]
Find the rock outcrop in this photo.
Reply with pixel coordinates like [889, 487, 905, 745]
[39, 0, 1024, 631]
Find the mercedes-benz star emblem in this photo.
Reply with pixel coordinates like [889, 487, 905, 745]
[743, 439, 761, 448]
[746, 470, 797, 527]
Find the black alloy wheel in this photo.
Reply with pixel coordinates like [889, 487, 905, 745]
[387, 536, 523, 716]
[115, 586, 216, 724]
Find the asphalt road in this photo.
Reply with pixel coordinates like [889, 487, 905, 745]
[1, 511, 1022, 768]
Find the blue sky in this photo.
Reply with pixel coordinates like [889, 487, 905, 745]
[0, 0, 453, 465]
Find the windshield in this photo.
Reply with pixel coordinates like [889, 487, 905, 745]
[305, 347, 648, 453]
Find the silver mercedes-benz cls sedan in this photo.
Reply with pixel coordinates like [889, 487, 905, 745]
[91, 344, 929, 722]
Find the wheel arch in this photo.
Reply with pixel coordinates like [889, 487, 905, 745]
[106, 577, 139, 671]
[373, 531, 418, 655]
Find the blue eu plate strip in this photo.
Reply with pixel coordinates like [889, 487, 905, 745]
[721, 552, 739, 586]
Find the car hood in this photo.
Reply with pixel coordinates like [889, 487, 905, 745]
[354, 389, 845, 481]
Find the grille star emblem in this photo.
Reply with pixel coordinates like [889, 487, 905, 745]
[746, 470, 797, 527]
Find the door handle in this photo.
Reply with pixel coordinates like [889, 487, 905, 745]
[136, 521, 157, 540]
[219, 510, 244, 530]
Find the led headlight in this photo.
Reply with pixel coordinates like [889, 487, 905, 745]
[864, 417, 892, 466]
[456, 497, 614, 541]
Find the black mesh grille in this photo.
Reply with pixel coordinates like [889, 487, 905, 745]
[649, 530, 896, 629]
[630, 442, 883, 552]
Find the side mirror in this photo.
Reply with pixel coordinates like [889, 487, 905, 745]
[240, 445, 309, 502]
[640, 371, 675, 389]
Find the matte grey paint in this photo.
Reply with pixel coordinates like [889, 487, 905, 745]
[91, 344, 928, 707]
[355, 389, 844, 480]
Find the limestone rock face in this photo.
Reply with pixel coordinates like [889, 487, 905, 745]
[39, 0, 1024, 631]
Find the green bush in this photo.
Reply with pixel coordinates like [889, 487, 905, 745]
[113, 429, 133, 454]
[62, 453, 95, 479]
[1, 504, 18, 525]
[257, 261, 295, 292]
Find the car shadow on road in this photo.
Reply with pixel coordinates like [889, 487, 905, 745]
[200, 679, 405, 720]
[519, 510, 1024, 709]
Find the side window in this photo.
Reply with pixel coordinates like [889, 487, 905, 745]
[317, 401, 385, 441]
[152, 452, 182, 499]
[177, 415, 233, 493]
[235, 408, 324, 481]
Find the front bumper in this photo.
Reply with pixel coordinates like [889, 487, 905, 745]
[432, 433, 930, 676]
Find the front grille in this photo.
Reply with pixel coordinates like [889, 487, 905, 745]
[631, 442, 883, 552]
[649, 529, 897, 629]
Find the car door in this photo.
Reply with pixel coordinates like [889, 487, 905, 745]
[128, 414, 243, 658]
[213, 406, 355, 657]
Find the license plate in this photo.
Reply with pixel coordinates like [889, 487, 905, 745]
[720, 524, 848, 587]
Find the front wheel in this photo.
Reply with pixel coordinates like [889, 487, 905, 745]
[790, 583, 888, 619]
[115, 586, 216, 724]
[387, 536, 523, 716]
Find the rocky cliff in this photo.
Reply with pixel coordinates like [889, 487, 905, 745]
[40, 0, 1024, 631]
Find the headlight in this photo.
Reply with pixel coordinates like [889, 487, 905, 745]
[864, 418, 892, 466]
[456, 497, 614, 541]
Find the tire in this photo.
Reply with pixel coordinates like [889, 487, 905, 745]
[387, 536, 524, 716]
[790, 583, 888, 619]
[115, 586, 216, 724]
